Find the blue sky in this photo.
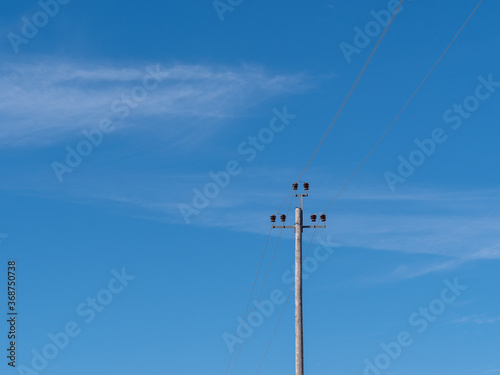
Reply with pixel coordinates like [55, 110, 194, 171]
[1, 0, 499, 374]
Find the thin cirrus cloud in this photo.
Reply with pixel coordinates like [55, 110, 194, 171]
[449, 315, 500, 325]
[62, 166, 500, 263]
[0, 59, 309, 147]
[166, 178, 500, 272]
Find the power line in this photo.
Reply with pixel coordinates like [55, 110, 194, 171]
[276, 1, 406, 216]
[223, 227, 273, 375]
[255, 229, 318, 375]
[256, 286, 293, 375]
[322, 0, 484, 214]
[275, 188, 293, 215]
[296, 0, 406, 183]
[230, 228, 284, 375]
[228, 195, 294, 375]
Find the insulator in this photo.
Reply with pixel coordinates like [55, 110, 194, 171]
[292, 183, 299, 190]
[270, 215, 276, 223]
[320, 214, 326, 222]
[280, 214, 287, 222]
[303, 182, 309, 191]
[310, 214, 317, 222]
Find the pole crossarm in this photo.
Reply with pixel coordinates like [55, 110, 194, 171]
[272, 225, 325, 229]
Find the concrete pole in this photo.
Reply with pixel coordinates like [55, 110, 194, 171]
[295, 207, 304, 375]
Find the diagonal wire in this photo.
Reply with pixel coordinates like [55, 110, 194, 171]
[223, 226, 274, 375]
[322, 0, 484, 213]
[296, 0, 406, 183]
[256, 287, 293, 375]
[228, 195, 294, 375]
[255, 229, 318, 375]
[275, 188, 293, 215]
[275, 1, 405, 215]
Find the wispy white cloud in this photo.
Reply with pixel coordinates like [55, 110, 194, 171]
[480, 369, 500, 374]
[449, 315, 500, 325]
[3, 148, 499, 281]
[374, 243, 500, 281]
[39, 165, 500, 263]
[387, 258, 466, 280]
[470, 244, 500, 260]
[0, 59, 309, 146]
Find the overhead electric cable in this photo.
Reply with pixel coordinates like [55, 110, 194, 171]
[223, 226, 273, 375]
[273, 0, 405, 217]
[255, 229, 318, 375]
[296, 0, 406, 183]
[227, 195, 294, 375]
[321, 0, 484, 214]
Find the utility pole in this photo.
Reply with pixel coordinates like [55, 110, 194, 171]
[270, 182, 326, 375]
